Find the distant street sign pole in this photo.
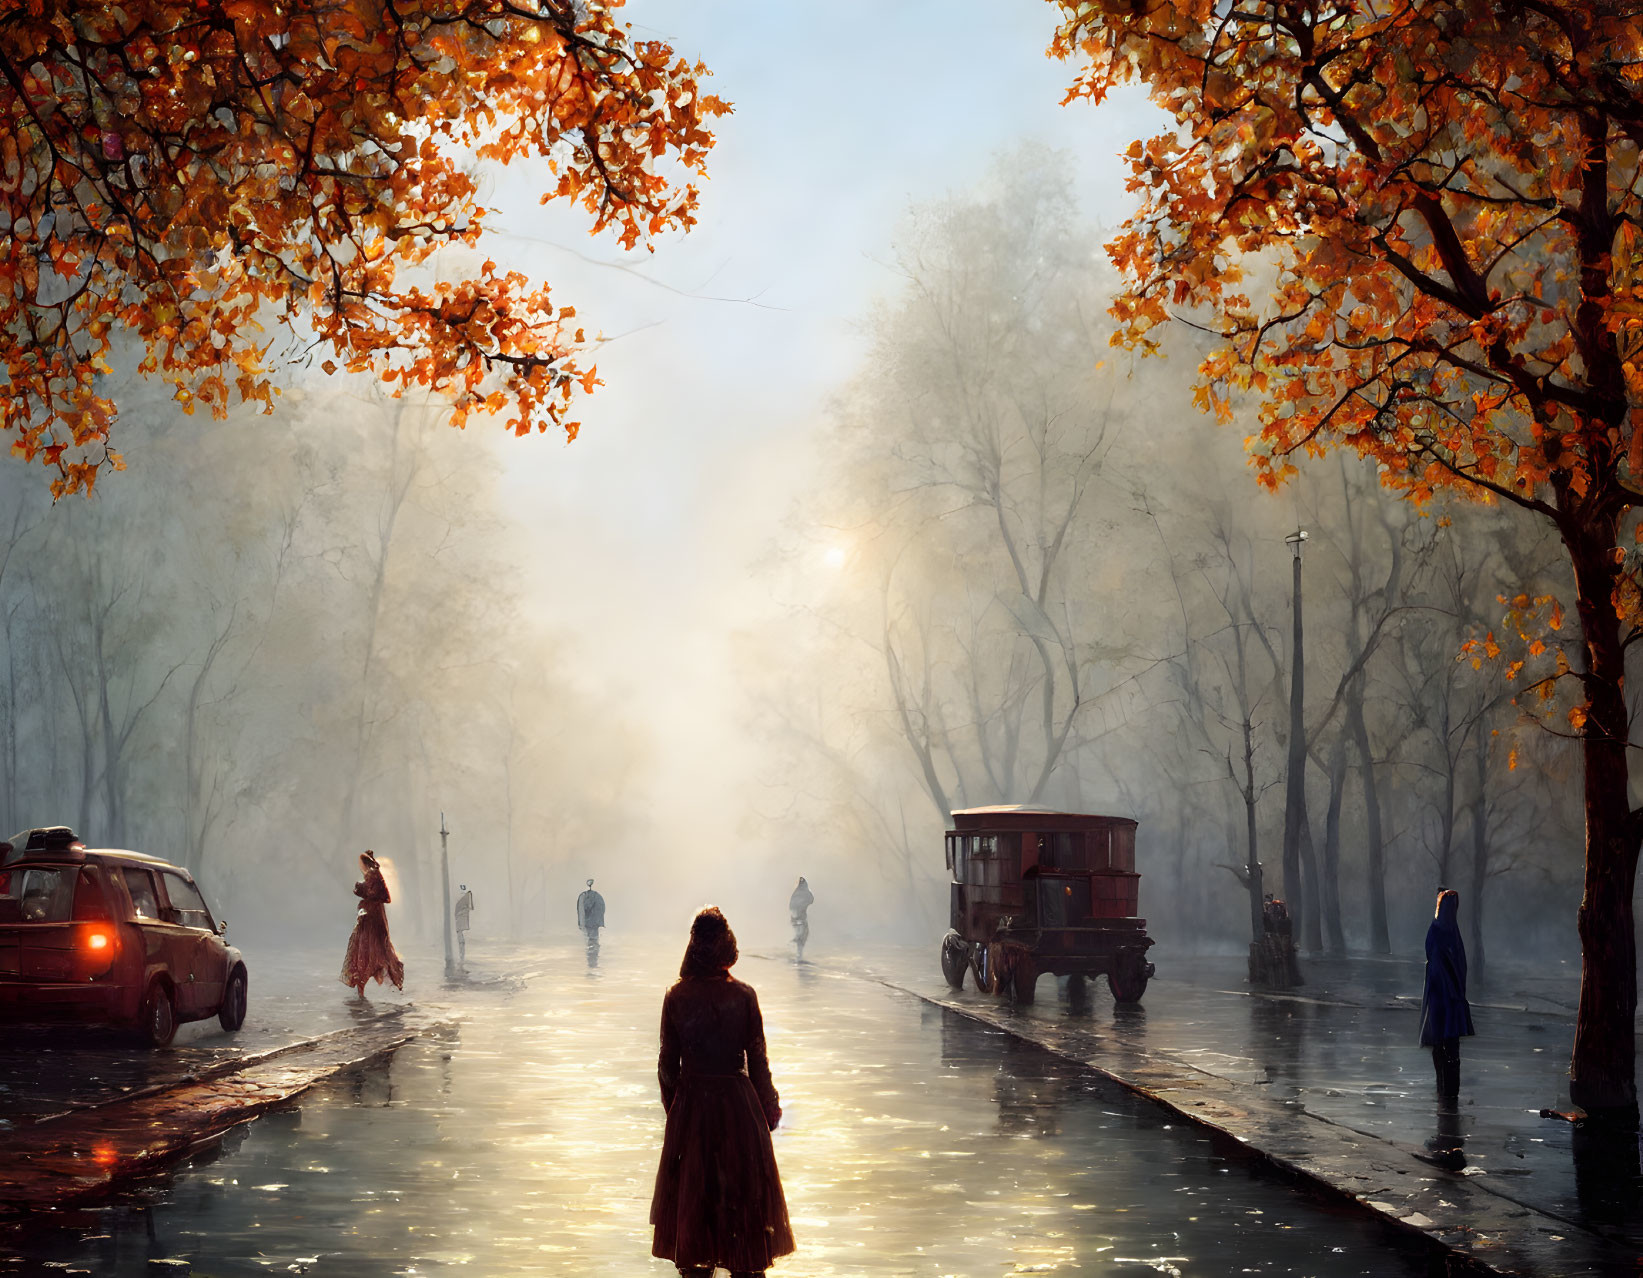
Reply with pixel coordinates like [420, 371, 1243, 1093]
[440, 812, 456, 978]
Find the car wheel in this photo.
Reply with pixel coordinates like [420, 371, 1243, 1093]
[141, 980, 176, 1048]
[218, 967, 247, 1033]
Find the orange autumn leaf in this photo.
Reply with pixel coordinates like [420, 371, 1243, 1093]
[0, 1, 730, 495]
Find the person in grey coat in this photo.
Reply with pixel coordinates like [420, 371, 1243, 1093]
[577, 878, 606, 960]
[454, 884, 474, 967]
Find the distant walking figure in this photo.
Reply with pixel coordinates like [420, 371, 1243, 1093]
[788, 876, 814, 961]
[454, 883, 475, 967]
[577, 878, 606, 963]
[340, 851, 404, 998]
[1419, 889, 1474, 1107]
[650, 907, 795, 1278]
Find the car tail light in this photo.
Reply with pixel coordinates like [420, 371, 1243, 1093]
[81, 925, 116, 975]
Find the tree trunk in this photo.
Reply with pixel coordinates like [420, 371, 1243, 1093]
[1566, 528, 1641, 1122]
[1468, 726, 1489, 974]
[340, 400, 418, 851]
[2, 608, 16, 828]
[502, 725, 518, 940]
[1298, 817, 1323, 952]
[1321, 733, 1348, 954]
[1346, 686, 1390, 953]
[1436, 697, 1455, 889]
[94, 611, 124, 848]
[1243, 716, 1263, 943]
[1172, 819, 1188, 915]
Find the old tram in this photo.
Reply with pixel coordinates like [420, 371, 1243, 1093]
[939, 806, 1156, 1005]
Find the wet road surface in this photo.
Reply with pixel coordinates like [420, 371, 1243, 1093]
[0, 946, 429, 1129]
[853, 946, 1643, 1255]
[0, 940, 1448, 1276]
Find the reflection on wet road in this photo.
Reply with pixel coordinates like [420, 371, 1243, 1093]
[864, 946, 1643, 1249]
[1, 942, 1443, 1276]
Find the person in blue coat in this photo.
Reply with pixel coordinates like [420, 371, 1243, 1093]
[1419, 889, 1474, 1106]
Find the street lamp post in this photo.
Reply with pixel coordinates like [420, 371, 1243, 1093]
[440, 811, 456, 979]
[1281, 528, 1309, 961]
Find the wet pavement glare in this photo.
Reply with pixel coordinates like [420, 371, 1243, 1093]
[1, 942, 1447, 1276]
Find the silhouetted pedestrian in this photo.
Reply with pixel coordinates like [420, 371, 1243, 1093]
[650, 907, 794, 1278]
[577, 878, 605, 963]
[1418, 889, 1473, 1107]
[454, 883, 474, 967]
[788, 876, 813, 961]
[340, 850, 404, 999]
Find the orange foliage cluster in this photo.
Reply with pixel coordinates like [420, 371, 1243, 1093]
[1048, 2, 1643, 495]
[0, 0, 727, 494]
[1048, 0, 1643, 727]
[1461, 592, 1574, 747]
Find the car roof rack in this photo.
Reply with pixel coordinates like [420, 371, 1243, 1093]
[2, 826, 85, 864]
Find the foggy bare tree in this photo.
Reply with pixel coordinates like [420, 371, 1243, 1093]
[0, 355, 646, 942]
[830, 150, 1144, 819]
[759, 146, 1584, 960]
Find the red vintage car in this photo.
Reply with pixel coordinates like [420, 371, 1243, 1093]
[0, 826, 247, 1047]
[940, 806, 1156, 1005]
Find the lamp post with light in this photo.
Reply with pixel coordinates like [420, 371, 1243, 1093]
[1281, 528, 1309, 959]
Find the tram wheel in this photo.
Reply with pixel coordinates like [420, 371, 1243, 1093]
[1107, 949, 1151, 1005]
[940, 931, 969, 990]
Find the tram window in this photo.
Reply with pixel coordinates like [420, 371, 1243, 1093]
[1039, 832, 1081, 869]
[977, 835, 997, 857]
[954, 836, 970, 882]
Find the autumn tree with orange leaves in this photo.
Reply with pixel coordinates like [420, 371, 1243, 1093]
[1048, 0, 1643, 1120]
[0, 0, 725, 495]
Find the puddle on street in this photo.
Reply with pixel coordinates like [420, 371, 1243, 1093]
[0, 944, 1448, 1276]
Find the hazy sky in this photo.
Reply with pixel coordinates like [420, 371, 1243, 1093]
[478, 0, 1161, 921]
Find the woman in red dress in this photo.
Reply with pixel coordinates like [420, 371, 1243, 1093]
[651, 907, 795, 1277]
[339, 850, 404, 998]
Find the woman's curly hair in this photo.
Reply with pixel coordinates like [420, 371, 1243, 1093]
[679, 906, 738, 979]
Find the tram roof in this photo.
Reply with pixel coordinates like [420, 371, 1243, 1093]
[948, 806, 1136, 830]
[953, 805, 1077, 815]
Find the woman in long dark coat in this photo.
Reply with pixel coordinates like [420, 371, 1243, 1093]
[651, 907, 795, 1277]
[339, 851, 404, 998]
[1418, 889, 1474, 1106]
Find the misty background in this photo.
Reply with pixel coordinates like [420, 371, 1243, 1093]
[0, 0, 1591, 967]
